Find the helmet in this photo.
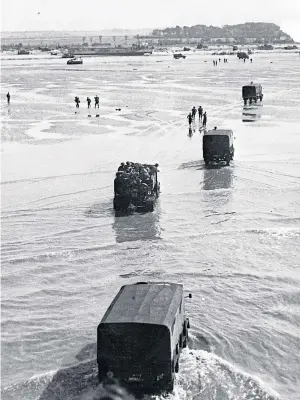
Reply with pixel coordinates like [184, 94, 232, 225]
[121, 162, 125, 166]
[126, 161, 130, 165]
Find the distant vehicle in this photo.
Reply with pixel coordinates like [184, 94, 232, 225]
[183, 47, 190, 51]
[51, 50, 60, 55]
[113, 163, 160, 213]
[38, 46, 50, 52]
[198, 44, 208, 49]
[203, 128, 235, 166]
[233, 45, 238, 51]
[237, 51, 249, 59]
[17, 49, 30, 55]
[97, 282, 191, 394]
[242, 83, 263, 105]
[67, 57, 83, 65]
[173, 53, 186, 59]
[62, 53, 74, 58]
[257, 44, 274, 50]
[283, 45, 298, 50]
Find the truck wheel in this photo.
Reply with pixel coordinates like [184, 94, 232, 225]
[146, 203, 154, 212]
[179, 334, 183, 348]
[226, 159, 230, 166]
[255, 98, 257, 103]
[166, 377, 174, 392]
[244, 99, 247, 106]
[183, 330, 188, 348]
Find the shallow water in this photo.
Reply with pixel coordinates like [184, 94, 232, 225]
[1, 52, 300, 400]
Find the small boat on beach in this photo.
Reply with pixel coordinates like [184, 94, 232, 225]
[67, 57, 83, 65]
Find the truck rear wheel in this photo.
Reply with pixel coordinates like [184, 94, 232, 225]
[166, 377, 174, 392]
[183, 331, 188, 348]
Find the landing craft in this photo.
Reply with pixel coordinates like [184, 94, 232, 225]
[97, 282, 191, 394]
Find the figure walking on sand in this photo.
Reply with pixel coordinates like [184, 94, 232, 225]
[74, 96, 80, 108]
[198, 105, 203, 120]
[191, 106, 197, 120]
[87, 97, 91, 108]
[187, 112, 193, 127]
[202, 111, 207, 128]
[6, 92, 10, 104]
[94, 95, 99, 108]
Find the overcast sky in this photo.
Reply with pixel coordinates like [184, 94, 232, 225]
[1, 0, 300, 40]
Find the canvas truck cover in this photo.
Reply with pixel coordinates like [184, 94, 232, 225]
[99, 282, 183, 328]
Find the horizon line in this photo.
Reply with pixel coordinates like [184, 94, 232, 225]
[0, 21, 286, 34]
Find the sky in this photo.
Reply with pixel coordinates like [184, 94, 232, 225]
[1, 0, 300, 41]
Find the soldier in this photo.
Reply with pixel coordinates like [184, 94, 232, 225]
[203, 111, 207, 127]
[118, 162, 126, 172]
[87, 97, 91, 108]
[74, 96, 80, 108]
[114, 172, 124, 194]
[191, 106, 197, 120]
[198, 105, 203, 120]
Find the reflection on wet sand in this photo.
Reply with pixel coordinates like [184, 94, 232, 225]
[39, 343, 135, 400]
[202, 167, 233, 191]
[242, 104, 262, 122]
[113, 211, 161, 243]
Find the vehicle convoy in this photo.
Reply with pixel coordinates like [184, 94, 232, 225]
[73, 47, 152, 57]
[97, 282, 191, 394]
[203, 128, 235, 166]
[113, 161, 160, 213]
[242, 83, 263, 105]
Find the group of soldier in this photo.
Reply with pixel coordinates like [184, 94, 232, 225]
[74, 95, 100, 108]
[213, 58, 229, 66]
[114, 162, 158, 200]
[187, 106, 207, 128]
